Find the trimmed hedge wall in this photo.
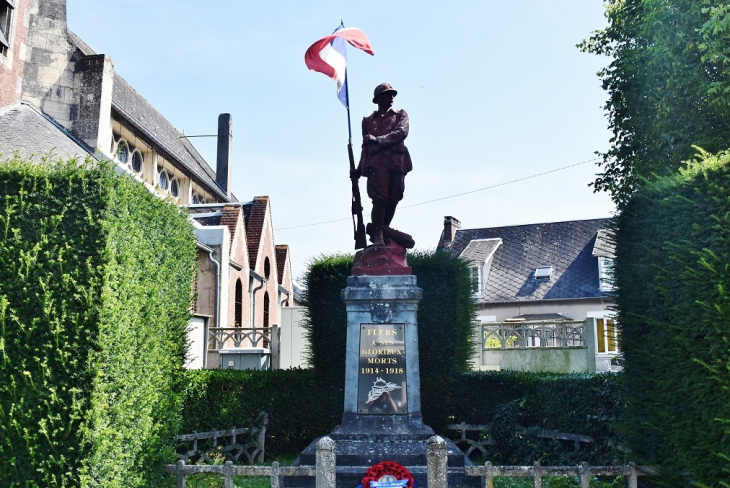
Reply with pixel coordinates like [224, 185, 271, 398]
[181, 369, 340, 456]
[181, 369, 622, 464]
[615, 148, 730, 485]
[0, 157, 197, 487]
[300, 251, 476, 430]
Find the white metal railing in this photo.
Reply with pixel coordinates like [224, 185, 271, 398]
[483, 321, 585, 349]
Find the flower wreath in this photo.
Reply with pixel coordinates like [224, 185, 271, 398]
[359, 461, 416, 488]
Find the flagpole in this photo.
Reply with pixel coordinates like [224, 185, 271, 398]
[342, 28, 367, 249]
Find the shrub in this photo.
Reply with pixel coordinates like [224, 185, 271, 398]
[180, 369, 622, 465]
[0, 156, 197, 487]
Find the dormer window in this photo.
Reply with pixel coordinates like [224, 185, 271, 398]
[470, 266, 482, 296]
[534, 266, 553, 281]
[598, 257, 615, 292]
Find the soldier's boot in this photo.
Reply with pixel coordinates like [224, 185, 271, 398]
[383, 226, 416, 249]
[369, 202, 386, 246]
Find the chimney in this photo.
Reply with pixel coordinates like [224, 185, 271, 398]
[22, 0, 77, 129]
[74, 54, 114, 153]
[437, 216, 461, 250]
[216, 113, 233, 198]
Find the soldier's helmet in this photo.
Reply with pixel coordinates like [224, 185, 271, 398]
[372, 83, 398, 103]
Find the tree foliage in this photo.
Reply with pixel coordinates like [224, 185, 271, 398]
[580, 0, 730, 206]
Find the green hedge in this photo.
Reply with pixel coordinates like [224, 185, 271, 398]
[615, 148, 730, 485]
[0, 156, 197, 487]
[181, 369, 622, 464]
[181, 369, 340, 456]
[453, 371, 623, 466]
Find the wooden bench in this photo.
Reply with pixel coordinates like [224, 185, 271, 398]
[175, 412, 268, 465]
[447, 422, 594, 460]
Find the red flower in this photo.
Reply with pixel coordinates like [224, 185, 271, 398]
[361, 461, 415, 488]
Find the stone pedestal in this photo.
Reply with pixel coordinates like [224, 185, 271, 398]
[287, 275, 477, 487]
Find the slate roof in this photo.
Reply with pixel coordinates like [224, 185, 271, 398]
[111, 75, 230, 202]
[244, 197, 269, 269]
[0, 102, 92, 161]
[446, 218, 614, 303]
[67, 30, 231, 203]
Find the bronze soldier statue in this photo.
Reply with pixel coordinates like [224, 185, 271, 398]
[352, 83, 415, 248]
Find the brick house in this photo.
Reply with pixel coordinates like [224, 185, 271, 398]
[438, 216, 619, 373]
[0, 0, 296, 370]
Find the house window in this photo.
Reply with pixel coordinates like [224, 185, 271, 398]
[470, 266, 482, 296]
[159, 170, 169, 190]
[117, 140, 129, 164]
[264, 257, 271, 279]
[234, 279, 243, 327]
[263, 291, 270, 348]
[596, 318, 618, 354]
[131, 150, 143, 173]
[0, 0, 13, 57]
[598, 257, 615, 292]
[170, 177, 179, 198]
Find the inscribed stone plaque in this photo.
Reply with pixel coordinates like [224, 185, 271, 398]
[358, 323, 407, 414]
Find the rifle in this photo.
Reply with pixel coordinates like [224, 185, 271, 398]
[348, 139, 368, 249]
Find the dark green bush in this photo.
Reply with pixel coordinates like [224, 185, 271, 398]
[180, 369, 622, 465]
[0, 156, 197, 487]
[615, 148, 730, 485]
[453, 371, 623, 466]
[181, 369, 340, 457]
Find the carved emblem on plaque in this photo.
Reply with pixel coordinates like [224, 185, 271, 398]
[370, 303, 392, 323]
[366, 377, 402, 404]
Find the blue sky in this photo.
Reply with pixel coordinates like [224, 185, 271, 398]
[67, 1, 614, 280]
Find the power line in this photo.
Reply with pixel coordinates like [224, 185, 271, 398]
[274, 157, 600, 231]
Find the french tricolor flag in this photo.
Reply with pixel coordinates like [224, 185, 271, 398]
[305, 24, 374, 108]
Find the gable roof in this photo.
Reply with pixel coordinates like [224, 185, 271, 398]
[446, 218, 614, 303]
[219, 206, 241, 249]
[244, 197, 269, 269]
[0, 102, 93, 161]
[275, 245, 289, 284]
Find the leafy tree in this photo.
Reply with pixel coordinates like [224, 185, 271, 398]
[580, 0, 730, 206]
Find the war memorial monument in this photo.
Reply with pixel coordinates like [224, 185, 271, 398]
[287, 84, 477, 487]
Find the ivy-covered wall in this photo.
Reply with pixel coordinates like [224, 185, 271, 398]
[0, 156, 197, 487]
[615, 148, 730, 485]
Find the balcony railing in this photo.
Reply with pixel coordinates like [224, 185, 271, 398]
[482, 321, 585, 350]
[208, 326, 277, 350]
